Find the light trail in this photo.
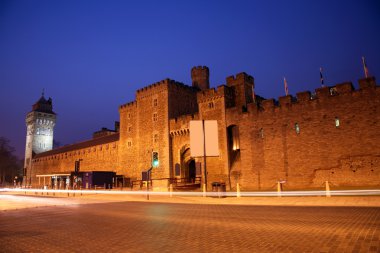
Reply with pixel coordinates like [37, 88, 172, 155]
[1, 188, 380, 197]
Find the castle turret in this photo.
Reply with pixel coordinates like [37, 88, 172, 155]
[226, 72, 255, 112]
[191, 66, 210, 90]
[24, 92, 56, 186]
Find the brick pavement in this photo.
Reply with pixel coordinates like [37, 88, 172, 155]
[1, 200, 380, 253]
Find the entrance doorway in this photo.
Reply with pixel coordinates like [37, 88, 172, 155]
[180, 146, 198, 184]
[187, 159, 196, 183]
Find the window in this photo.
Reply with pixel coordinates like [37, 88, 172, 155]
[127, 141, 132, 147]
[153, 113, 158, 122]
[335, 117, 340, 127]
[227, 125, 240, 151]
[330, 87, 338, 96]
[208, 102, 214, 109]
[128, 113, 131, 119]
[128, 126, 132, 132]
[154, 134, 158, 143]
[153, 98, 158, 107]
[259, 128, 264, 139]
[295, 123, 300, 134]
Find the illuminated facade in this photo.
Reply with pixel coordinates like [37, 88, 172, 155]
[24, 93, 56, 185]
[27, 67, 380, 191]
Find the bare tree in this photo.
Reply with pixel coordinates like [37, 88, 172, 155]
[0, 137, 22, 186]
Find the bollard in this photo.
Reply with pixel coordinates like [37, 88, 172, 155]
[203, 183, 206, 197]
[325, 181, 331, 197]
[236, 183, 241, 198]
[277, 181, 282, 197]
[169, 184, 173, 198]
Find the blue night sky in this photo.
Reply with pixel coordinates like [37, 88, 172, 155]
[1, 0, 379, 158]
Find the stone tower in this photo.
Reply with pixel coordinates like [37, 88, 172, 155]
[191, 66, 210, 90]
[24, 92, 56, 185]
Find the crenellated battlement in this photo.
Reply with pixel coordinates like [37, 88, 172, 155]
[119, 101, 137, 110]
[136, 78, 196, 98]
[136, 78, 171, 94]
[255, 77, 378, 112]
[191, 66, 209, 90]
[226, 72, 254, 86]
[169, 113, 199, 136]
[169, 80, 197, 92]
[197, 85, 233, 103]
[191, 66, 209, 72]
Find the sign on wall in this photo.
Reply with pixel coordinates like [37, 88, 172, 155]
[190, 120, 219, 157]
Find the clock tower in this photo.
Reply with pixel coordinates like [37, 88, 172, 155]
[24, 92, 56, 186]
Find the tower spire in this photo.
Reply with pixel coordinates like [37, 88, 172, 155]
[42, 88, 45, 97]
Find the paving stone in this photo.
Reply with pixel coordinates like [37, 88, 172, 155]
[1, 201, 380, 253]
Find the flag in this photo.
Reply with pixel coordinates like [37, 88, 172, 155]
[362, 56, 369, 78]
[252, 86, 256, 104]
[284, 77, 289, 96]
[319, 67, 324, 87]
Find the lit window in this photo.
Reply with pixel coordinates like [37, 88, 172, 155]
[153, 113, 158, 122]
[330, 87, 338, 96]
[232, 127, 240, 150]
[36, 128, 40, 134]
[153, 98, 158, 107]
[335, 117, 340, 127]
[259, 128, 264, 139]
[295, 123, 300, 134]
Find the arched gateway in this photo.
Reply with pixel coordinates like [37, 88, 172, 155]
[180, 146, 196, 183]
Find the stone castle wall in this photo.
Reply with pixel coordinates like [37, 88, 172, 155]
[31, 136, 119, 186]
[30, 69, 380, 191]
[227, 77, 380, 191]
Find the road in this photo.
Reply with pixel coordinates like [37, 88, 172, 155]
[0, 198, 379, 253]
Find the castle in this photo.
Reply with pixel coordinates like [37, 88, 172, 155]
[24, 66, 380, 191]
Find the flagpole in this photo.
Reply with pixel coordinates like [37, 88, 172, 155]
[362, 56, 369, 78]
[252, 86, 256, 104]
[319, 67, 325, 87]
[284, 77, 289, 96]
